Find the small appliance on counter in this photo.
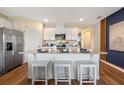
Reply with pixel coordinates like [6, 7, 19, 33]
[80, 48, 90, 53]
[57, 48, 69, 53]
[37, 49, 48, 53]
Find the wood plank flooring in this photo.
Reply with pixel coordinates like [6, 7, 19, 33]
[0, 63, 122, 85]
[100, 60, 124, 85]
[0, 64, 27, 85]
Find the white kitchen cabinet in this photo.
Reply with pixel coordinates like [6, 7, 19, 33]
[44, 28, 55, 40]
[65, 28, 72, 40]
[44, 29, 50, 40]
[44, 27, 79, 41]
[55, 29, 65, 34]
[0, 17, 13, 29]
[71, 28, 79, 40]
[49, 29, 55, 40]
[65, 28, 79, 40]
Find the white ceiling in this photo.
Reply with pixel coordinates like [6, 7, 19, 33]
[0, 7, 122, 26]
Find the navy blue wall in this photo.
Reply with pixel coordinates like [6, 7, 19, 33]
[106, 8, 124, 68]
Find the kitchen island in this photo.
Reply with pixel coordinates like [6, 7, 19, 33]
[27, 52, 99, 80]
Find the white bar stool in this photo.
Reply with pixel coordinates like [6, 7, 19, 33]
[54, 60, 72, 85]
[77, 60, 96, 85]
[32, 60, 49, 85]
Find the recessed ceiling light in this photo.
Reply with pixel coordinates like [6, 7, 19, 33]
[45, 18, 48, 22]
[80, 18, 84, 22]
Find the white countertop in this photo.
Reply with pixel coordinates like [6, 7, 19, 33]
[26, 48, 99, 55]
[27, 51, 99, 55]
[26, 50, 99, 54]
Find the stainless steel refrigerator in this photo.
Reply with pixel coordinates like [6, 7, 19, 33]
[0, 27, 24, 74]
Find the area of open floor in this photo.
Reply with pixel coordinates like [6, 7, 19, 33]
[0, 63, 123, 85]
[0, 64, 105, 85]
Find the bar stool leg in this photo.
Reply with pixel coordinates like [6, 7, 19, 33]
[32, 66, 34, 85]
[89, 67, 92, 81]
[77, 65, 79, 81]
[32, 79, 34, 85]
[94, 66, 97, 85]
[69, 66, 71, 85]
[80, 66, 82, 85]
[55, 79, 57, 85]
[64, 67, 66, 80]
[45, 66, 48, 85]
[55, 66, 57, 85]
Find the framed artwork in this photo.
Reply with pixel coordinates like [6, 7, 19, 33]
[109, 21, 124, 52]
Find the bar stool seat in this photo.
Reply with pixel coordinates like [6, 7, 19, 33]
[76, 60, 96, 85]
[32, 60, 49, 85]
[54, 60, 72, 85]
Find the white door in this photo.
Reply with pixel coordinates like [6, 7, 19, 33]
[24, 28, 41, 49]
[24, 28, 41, 63]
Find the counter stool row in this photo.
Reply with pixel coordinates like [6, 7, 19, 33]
[31, 60, 96, 85]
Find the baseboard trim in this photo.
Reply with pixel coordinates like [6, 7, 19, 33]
[100, 59, 124, 73]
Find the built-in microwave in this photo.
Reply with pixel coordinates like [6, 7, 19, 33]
[55, 34, 65, 40]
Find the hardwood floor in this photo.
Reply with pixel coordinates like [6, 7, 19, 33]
[0, 64, 27, 85]
[0, 63, 113, 85]
[100, 60, 124, 85]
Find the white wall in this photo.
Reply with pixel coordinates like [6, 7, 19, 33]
[12, 17, 44, 49]
[92, 23, 100, 52]
[80, 23, 100, 53]
[81, 27, 91, 49]
[80, 27, 93, 50]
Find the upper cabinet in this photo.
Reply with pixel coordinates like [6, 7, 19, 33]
[65, 28, 79, 40]
[0, 17, 13, 29]
[65, 28, 72, 40]
[44, 28, 55, 40]
[71, 28, 79, 40]
[43, 27, 79, 41]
